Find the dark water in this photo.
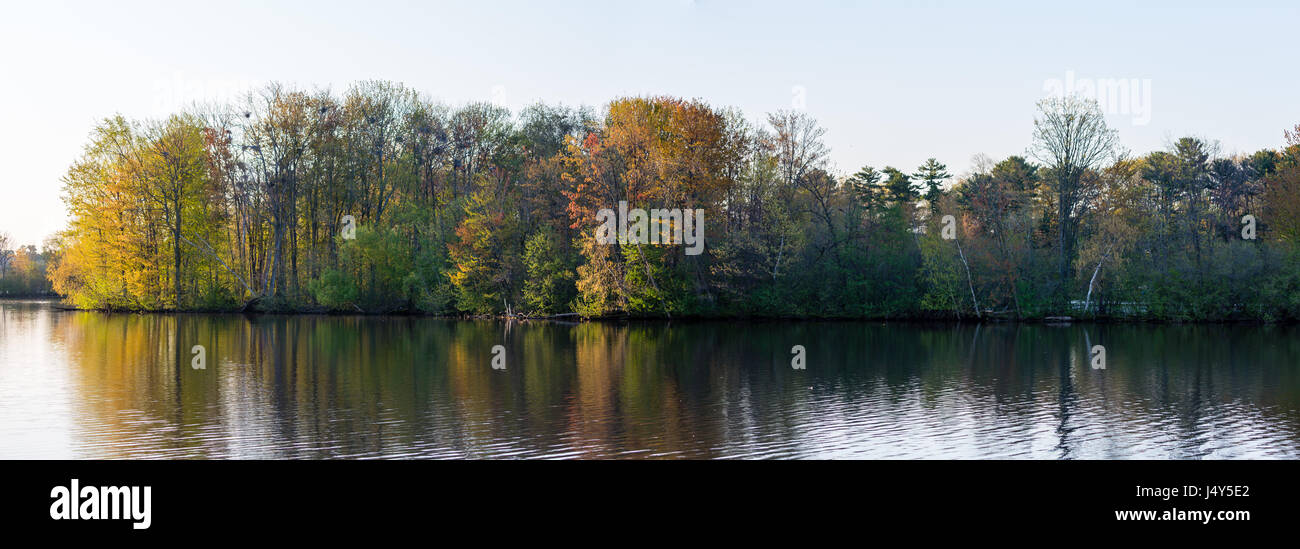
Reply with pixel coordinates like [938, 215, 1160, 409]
[2, 298, 1298, 459]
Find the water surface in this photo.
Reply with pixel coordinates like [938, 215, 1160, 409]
[2, 298, 1298, 459]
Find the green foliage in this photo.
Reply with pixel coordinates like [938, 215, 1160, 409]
[309, 268, 359, 310]
[331, 226, 418, 311]
[42, 83, 1300, 322]
[521, 228, 576, 314]
[447, 189, 521, 314]
[0, 242, 55, 296]
[919, 226, 963, 314]
[913, 158, 952, 202]
[621, 242, 692, 317]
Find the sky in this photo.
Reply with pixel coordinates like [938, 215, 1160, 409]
[2, 0, 1298, 248]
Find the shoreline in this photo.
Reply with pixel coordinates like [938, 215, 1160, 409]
[7, 297, 1290, 325]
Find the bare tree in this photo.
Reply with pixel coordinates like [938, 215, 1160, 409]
[766, 110, 831, 273]
[0, 232, 12, 277]
[767, 110, 830, 192]
[1030, 96, 1119, 306]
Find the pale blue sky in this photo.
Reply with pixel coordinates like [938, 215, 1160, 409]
[2, 0, 1298, 247]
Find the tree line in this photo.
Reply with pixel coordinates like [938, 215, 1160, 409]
[0, 232, 55, 296]
[44, 81, 1300, 320]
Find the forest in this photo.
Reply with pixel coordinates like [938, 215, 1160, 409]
[0, 232, 55, 296]
[35, 80, 1300, 321]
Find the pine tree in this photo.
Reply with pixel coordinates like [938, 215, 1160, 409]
[913, 158, 952, 203]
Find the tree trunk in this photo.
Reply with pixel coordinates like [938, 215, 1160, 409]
[174, 196, 183, 307]
[955, 238, 980, 318]
[1084, 250, 1110, 315]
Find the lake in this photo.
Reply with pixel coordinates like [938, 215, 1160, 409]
[2, 298, 1298, 459]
